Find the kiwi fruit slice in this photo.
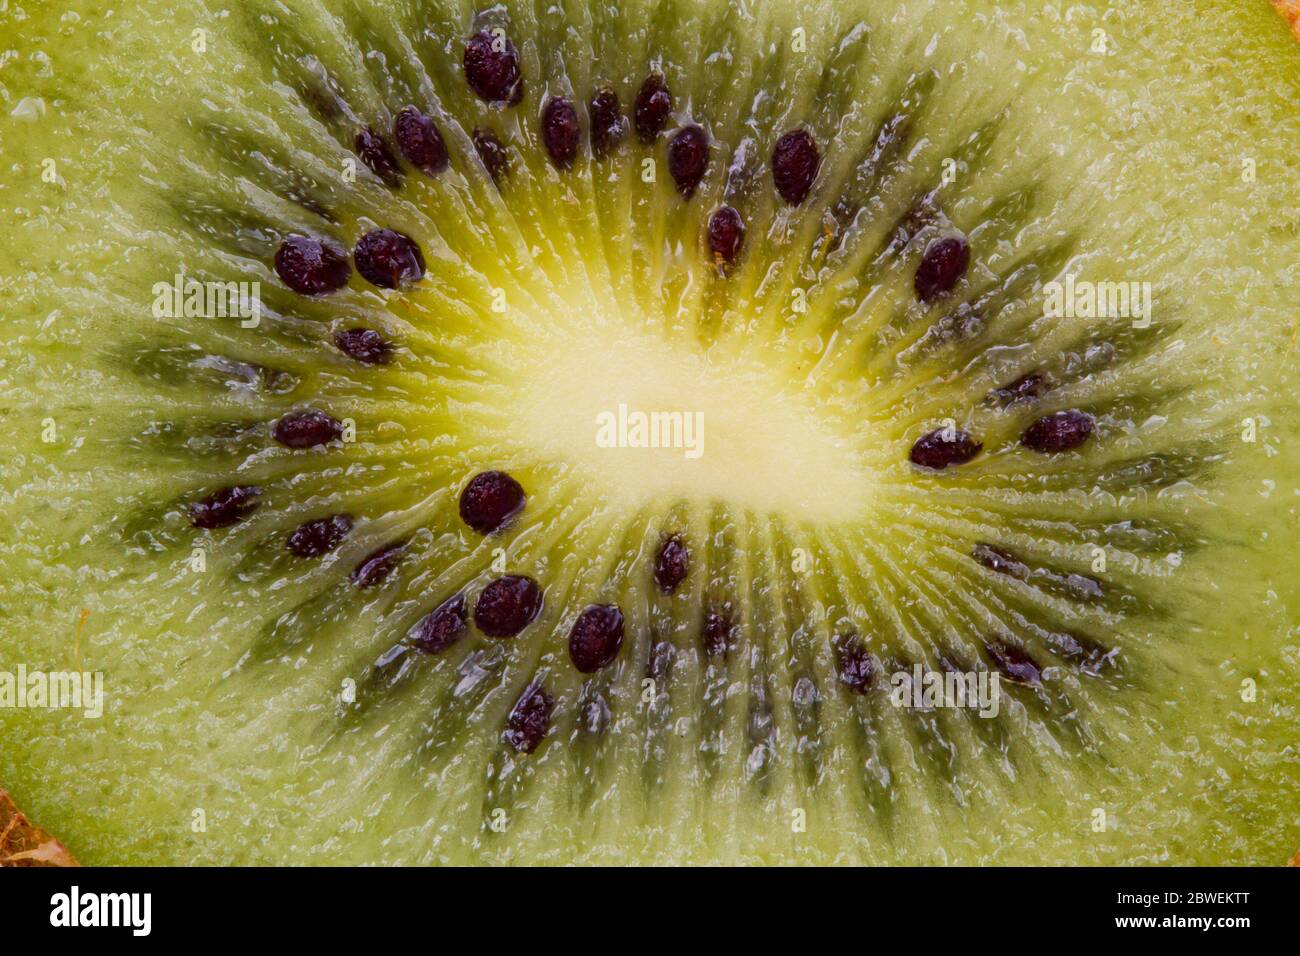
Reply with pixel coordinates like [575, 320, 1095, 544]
[1, 0, 1297, 866]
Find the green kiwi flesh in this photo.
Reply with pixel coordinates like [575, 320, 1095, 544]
[0, 0, 1298, 865]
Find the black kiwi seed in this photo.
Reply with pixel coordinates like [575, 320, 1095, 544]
[667, 124, 709, 198]
[568, 604, 625, 673]
[188, 485, 261, 529]
[350, 541, 406, 588]
[541, 96, 580, 169]
[272, 409, 343, 448]
[984, 638, 1042, 685]
[474, 575, 543, 638]
[771, 128, 820, 206]
[702, 606, 733, 658]
[588, 87, 627, 157]
[971, 542, 1030, 580]
[286, 514, 353, 558]
[463, 30, 523, 106]
[835, 634, 875, 694]
[407, 592, 468, 654]
[353, 128, 403, 186]
[633, 73, 672, 144]
[458, 470, 525, 535]
[393, 106, 449, 174]
[333, 327, 392, 365]
[353, 228, 425, 289]
[273, 235, 351, 295]
[472, 128, 509, 182]
[988, 372, 1046, 407]
[707, 206, 744, 266]
[909, 427, 983, 469]
[505, 681, 553, 754]
[1021, 410, 1095, 454]
[914, 235, 971, 302]
[653, 534, 689, 593]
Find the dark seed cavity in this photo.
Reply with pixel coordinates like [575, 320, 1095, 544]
[286, 514, 353, 558]
[541, 96, 580, 169]
[350, 541, 406, 588]
[984, 639, 1042, 685]
[188, 485, 260, 529]
[1065, 572, 1104, 601]
[972, 543, 1030, 580]
[272, 409, 343, 449]
[707, 206, 744, 266]
[333, 327, 392, 365]
[927, 302, 985, 346]
[407, 592, 468, 654]
[472, 128, 509, 182]
[354, 229, 425, 289]
[702, 606, 733, 658]
[1021, 410, 1095, 454]
[667, 124, 709, 198]
[909, 426, 983, 469]
[771, 128, 820, 205]
[914, 235, 971, 302]
[568, 604, 625, 673]
[505, 681, 552, 754]
[1045, 631, 1117, 676]
[835, 635, 875, 694]
[588, 87, 627, 157]
[458, 470, 525, 535]
[393, 106, 448, 173]
[274, 235, 351, 296]
[633, 73, 673, 144]
[988, 372, 1046, 407]
[647, 640, 676, 685]
[474, 575, 543, 638]
[464, 30, 522, 105]
[580, 692, 611, 734]
[353, 128, 403, 185]
[653, 534, 689, 594]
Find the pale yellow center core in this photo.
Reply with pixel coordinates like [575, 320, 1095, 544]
[509, 322, 872, 523]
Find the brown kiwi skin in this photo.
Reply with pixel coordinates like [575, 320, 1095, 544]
[1273, 0, 1300, 41]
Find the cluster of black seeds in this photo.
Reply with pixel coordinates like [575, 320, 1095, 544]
[187, 25, 1123, 756]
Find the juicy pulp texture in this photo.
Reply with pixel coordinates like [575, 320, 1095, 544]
[0, 0, 1298, 865]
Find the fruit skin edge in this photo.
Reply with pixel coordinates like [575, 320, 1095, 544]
[1, 0, 1298, 868]
[0, 790, 78, 867]
[1273, 0, 1300, 40]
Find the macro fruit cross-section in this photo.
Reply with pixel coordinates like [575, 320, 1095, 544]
[0, 0, 1297, 866]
